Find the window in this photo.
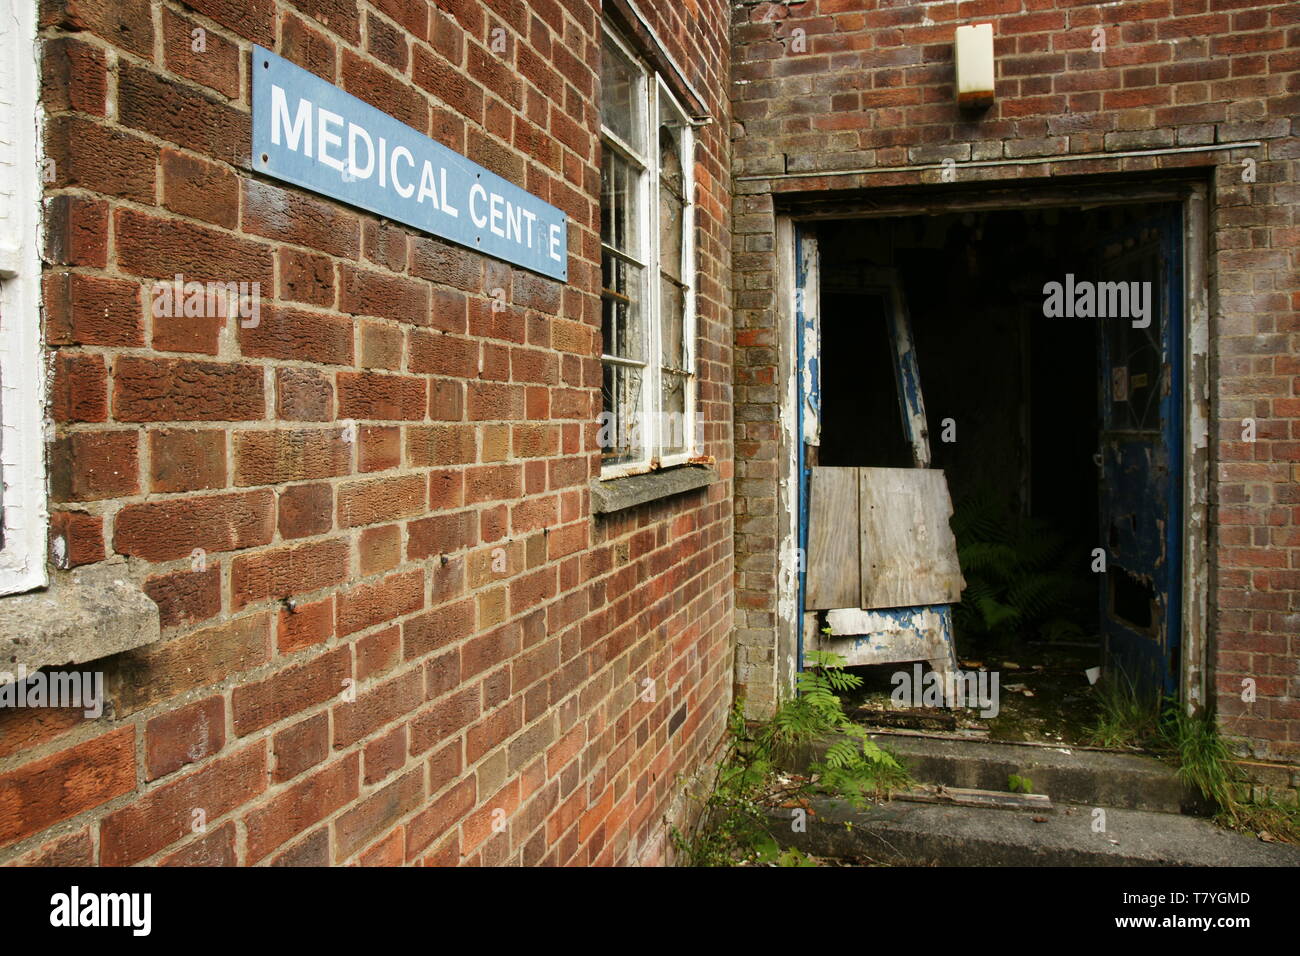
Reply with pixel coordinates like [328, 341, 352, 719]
[0, 2, 48, 595]
[599, 26, 696, 477]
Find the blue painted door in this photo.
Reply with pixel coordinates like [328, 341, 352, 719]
[1096, 209, 1183, 696]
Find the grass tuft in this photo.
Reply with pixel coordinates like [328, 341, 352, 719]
[1085, 670, 1300, 845]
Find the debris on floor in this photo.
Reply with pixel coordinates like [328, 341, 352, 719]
[841, 641, 1104, 745]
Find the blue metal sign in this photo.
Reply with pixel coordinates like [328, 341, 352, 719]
[252, 46, 567, 281]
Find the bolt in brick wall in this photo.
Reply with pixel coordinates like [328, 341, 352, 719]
[730, 0, 1299, 763]
[1, 0, 733, 866]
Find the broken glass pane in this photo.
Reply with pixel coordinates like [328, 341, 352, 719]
[659, 275, 685, 371]
[658, 123, 684, 282]
[660, 371, 688, 456]
[601, 361, 645, 465]
[602, 253, 645, 362]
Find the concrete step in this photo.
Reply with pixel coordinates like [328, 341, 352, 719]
[777, 796, 1300, 867]
[797, 731, 1201, 814]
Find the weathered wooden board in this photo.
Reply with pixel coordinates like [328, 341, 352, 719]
[858, 467, 964, 609]
[806, 466, 964, 613]
[804, 467, 860, 610]
[813, 605, 956, 672]
[897, 785, 1054, 811]
[882, 277, 931, 469]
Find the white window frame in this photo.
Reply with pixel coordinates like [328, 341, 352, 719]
[0, 1, 49, 595]
[599, 23, 697, 480]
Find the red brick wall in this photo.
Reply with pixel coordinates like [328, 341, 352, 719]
[1, 0, 733, 866]
[730, 0, 1299, 763]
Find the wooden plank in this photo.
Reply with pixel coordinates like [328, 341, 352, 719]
[896, 785, 1054, 812]
[816, 632, 936, 667]
[858, 467, 964, 609]
[884, 280, 932, 469]
[804, 466, 859, 610]
[814, 606, 953, 668]
[798, 232, 821, 446]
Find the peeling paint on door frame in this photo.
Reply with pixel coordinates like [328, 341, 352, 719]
[772, 215, 801, 717]
[1181, 182, 1210, 716]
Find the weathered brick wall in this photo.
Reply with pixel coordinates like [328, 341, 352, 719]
[730, 0, 1299, 763]
[1, 0, 733, 866]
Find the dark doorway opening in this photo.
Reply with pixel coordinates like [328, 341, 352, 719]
[812, 201, 1183, 742]
[819, 293, 914, 469]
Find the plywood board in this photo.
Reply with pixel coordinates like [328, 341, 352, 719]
[815, 605, 955, 671]
[804, 467, 860, 610]
[858, 467, 964, 609]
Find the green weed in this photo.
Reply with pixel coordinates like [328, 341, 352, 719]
[1085, 671, 1300, 845]
[673, 652, 909, 866]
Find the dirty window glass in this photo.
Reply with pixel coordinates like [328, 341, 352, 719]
[601, 37, 644, 156]
[599, 28, 696, 473]
[657, 103, 689, 457]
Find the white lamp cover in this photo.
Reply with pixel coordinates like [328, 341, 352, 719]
[955, 23, 995, 109]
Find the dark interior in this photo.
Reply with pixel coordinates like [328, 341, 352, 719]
[815, 203, 1180, 656]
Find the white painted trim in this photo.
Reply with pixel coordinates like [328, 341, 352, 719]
[0, 1, 48, 595]
[774, 215, 801, 708]
[598, 22, 698, 479]
[799, 233, 820, 449]
[657, 76, 697, 463]
[1181, 183, 1211, 715]
[616, 0, 710, 120]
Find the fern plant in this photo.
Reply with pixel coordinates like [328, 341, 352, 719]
[764, 651, 908, 804]
[674, 653, 909, 865]
[950, 487, 1090, 644]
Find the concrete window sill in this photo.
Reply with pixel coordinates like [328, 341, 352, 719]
[0, 561, 161, 685]
[591, 464, 716, 515]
